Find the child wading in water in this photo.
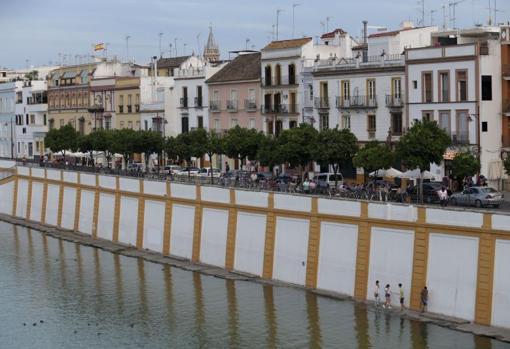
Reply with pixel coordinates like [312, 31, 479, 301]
[384, 284, 391, 309]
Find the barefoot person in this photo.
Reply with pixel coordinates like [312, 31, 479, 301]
[398, 283, 405, 311]
[374, 280, 380, 306]
[384, 284, 391, 309]
[420, 286, 428, 313]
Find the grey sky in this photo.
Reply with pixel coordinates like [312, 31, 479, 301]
[1, 0, 509, 68]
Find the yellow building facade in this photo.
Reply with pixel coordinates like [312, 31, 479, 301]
[115, 77, 140, 129]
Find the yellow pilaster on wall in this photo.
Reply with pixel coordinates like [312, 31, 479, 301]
[12, 175, 18, 217]
[191, 185, 203, 263]
[354, 202, 370, 300]
[57, 170, 64, 227]
[305, 197, 320, 289]
[136, 179, 145, 249]
[162, 181, 172, 255]
[410, 207, 429, 310]
[74, 173, 81, 232]
[112, 176, 121, 242]
[40, 169, 48, 223]
[91, 174, 100, 238]
[224, 189, 238, 271]
[262, 193, 276, 280]
[475, 213, 495, 326]
[26, 168, 33, 220]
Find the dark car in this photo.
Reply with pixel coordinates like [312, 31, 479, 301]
[409, 182, 452, 204]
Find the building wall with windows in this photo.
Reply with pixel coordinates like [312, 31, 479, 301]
[311, 58, 405, 144]
[114, 77, 140, 130]
[47, 63, 96, 134]
[0, 82, 19, 158]
[14, 80, 48, 159]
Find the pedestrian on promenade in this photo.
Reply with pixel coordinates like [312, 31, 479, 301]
[438, 186, 448, 207]
[399, 283, 405, 311]
[420, 286, 428, 313]
[374, 280, 380, 306]
[384, 284, 391, 309]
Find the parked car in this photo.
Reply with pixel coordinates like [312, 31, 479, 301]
[198, 168, 221, 178]
[162, 165, 182, 175]
[177, 167, 200, 176]
[450, 187, 504, 208]
[127, 163, 144, 172]
[312, 172, 344, 190]
[409, 182, 451, 204]
[256, 172, 273, 181]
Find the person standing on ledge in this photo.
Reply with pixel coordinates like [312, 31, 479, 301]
[399, 283, 405, 311]
[420, 286, 429, 313]
[384, 284, 391, 309]
[374, 280, 380, 306]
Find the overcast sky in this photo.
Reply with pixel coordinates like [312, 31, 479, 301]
[1, 0, 509, 68]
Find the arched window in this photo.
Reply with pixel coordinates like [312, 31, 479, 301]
[275, 64, 282, 85]
[264, 65, 272, 86]
[288, 64, 296, 85]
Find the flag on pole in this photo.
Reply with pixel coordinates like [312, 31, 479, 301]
[94, 43, 105, 51]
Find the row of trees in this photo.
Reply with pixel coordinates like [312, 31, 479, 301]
[45, 120, 505, 193]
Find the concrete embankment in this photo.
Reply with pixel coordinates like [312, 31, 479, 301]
[2, 165, 510, 339]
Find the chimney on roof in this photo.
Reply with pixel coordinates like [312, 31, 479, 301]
[362, 20, 368, 63]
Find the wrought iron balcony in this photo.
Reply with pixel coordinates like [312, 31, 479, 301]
[261, 104, 299, 115]
[244, 99, 257, 111]
[194, 97, 203, 108]
[226, 100, 238, 112]
[180, 97, 188, 108]
[451, 131, 470, 145]
[336, 95, 377, 109]
[385, 95, 404, 108]
[314, 97, 330, 109]
[209, 100, 221, 112]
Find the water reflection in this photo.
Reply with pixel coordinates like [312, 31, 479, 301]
[0, 221, 508, 349]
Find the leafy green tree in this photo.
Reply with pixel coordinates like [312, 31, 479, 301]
[137, 131, 164, 172]
[276, 123, 318, 178]
[504, 156, 510, 177]
[77, 134, 95, 167]
[353, 141, 394, 182]
[256, 134, 280, 170]
[24, 70, 38, 81]
[174, 129, 207, 178]
[44, 124, 79, 163]
[223, 126, 263, 168]
[451, 152, 480, 183]
[110, 129, 138, 168]
[164, 136, 180, 164]
[204, 130, 224, 183]
[314, 127, 359, 187]
[396, 119, 451, 202]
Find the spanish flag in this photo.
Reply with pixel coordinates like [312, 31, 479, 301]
[94, 43, 105, 51]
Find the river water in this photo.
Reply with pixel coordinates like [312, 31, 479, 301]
[0, 221, 508, 349]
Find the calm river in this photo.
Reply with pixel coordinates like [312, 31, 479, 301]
[0, 220, 508, 349]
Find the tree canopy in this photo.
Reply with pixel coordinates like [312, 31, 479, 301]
[223, 126, 263, 164]
[353, 141, 394, 176]
[276, 123, 318, 176]
[396, 119, 451, 172]
[314, 127, 358, 186]
[451, 152, 480, 180]
[44, 124, 79, 161]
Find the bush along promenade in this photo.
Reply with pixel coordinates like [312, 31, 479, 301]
[39, 120, 506, 204]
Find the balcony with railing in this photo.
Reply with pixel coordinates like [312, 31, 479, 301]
[127, 105, 132, 113]
[180, 97, 188, 108]
[118, 105, 123, 113]
[194, 97, 203, 108]
[226, 100, 238, 112]
[261, 104, 299, 115]
[135, 104, 140, 112]
[261, 75, 296, 88]
[210, 100, 221, 112]
[451, 131, 470, 145]
[312, 54, 404, 73]
[244, 99, 257, 112]
[336, 95, 377, 109]
[314, 97, 330, 109]
[385, 95, 404, 108]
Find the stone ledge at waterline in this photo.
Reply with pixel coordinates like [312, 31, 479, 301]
[2, 165, 510, 333]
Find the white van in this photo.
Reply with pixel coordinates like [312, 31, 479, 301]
[313, 173, 344, 189]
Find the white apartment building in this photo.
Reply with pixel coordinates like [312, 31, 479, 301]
[0, 81, 20, 158]
[14, 80, 49, 160]
[406, 26, 503, 182]
[173, 60, 226, 135]
[141, 55, 201, 136]
[261, 30, 357, 135]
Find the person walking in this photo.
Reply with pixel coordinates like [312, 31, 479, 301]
[398, 283, 405, 311]
[438, 186, 448, 207]
[374, 280, 380, 306]
[384, 284, 391, 309]
[420, 286, 429, 313]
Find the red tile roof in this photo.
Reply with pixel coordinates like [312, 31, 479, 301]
[321, 28, 347, 39]
[262, 37, 312, 50]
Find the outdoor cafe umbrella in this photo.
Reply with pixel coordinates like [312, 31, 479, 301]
[401, 169, 436, 180]
[369, 167, 403, 178]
